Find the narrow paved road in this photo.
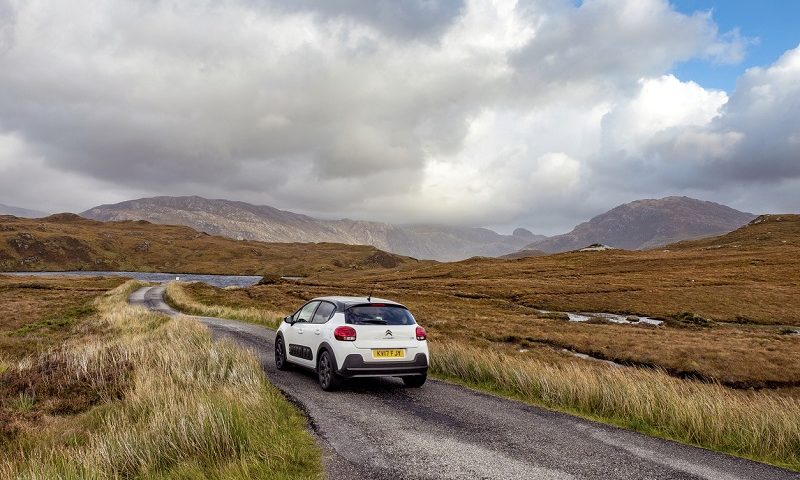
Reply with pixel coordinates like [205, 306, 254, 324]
[130, 286, 798, 480]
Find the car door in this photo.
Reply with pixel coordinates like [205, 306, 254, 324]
[307, 301, 336, 360]
[285, 301, 319, 368]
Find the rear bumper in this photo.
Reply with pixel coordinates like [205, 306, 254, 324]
[337, 353, 428, 378]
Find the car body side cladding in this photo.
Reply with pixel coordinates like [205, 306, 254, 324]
[317, 342, 338, 372]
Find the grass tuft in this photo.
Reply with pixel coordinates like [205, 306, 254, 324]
[431, 342, 800, 471]
[10, 393, 35, 413]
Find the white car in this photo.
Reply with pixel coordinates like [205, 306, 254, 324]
[274, 296, 429, 390]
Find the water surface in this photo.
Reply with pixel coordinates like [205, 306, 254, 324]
[2, 271, 261, 288]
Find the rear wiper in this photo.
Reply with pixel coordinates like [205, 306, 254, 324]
[359, 319, 388, 325]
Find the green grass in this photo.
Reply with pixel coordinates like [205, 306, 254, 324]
[10, 302, 97, 336]
[0, 280, 322, 479]
[9, 393, 35, 413]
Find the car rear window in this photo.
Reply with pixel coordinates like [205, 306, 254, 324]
[345, 305, 416, 326]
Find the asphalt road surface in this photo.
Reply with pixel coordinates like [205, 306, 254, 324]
[130, 286, 799, 480]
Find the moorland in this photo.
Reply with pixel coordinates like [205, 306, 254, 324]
[163, 215, 800, 468]
[0, 275, 321, 478]
[2, 212, 799, 469]
[175, 214, 800, 390]
[0, 213, 416, 275]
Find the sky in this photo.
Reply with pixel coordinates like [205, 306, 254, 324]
[0, 0, 798, 235]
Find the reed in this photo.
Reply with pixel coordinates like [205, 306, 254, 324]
[431, 341, 800, 470]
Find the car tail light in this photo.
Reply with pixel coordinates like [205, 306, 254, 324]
[334, 326, 357, 341]
[416, 326, 427, 341]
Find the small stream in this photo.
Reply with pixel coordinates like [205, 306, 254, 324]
[544, 310, 664, 326]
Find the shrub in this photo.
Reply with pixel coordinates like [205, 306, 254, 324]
[258, 273, 283, 285]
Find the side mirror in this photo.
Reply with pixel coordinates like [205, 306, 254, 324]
[284, 315, 293, 325]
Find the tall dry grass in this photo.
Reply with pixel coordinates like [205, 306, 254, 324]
[431, 342, 800, 470]
[165, 280, 800, 470]
[165, 281, 283, 328]
[0, 281, 321, 479]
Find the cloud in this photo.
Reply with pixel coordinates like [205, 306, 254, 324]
[265, 0, 466, 41]
[606, 44, 800, 192]
[0, 132, 145, 212]
[0, 0, 793, 233]
[510, 0, 745, 95]
[601, 75, 728, 155]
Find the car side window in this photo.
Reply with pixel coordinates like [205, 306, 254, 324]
[311, 302, 335, 324]
[294, 301, 319, 323]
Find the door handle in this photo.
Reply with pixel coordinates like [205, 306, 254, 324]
[298, 328, 304, 334]
[314, 329, 321, 335]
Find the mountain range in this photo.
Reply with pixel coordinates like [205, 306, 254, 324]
[82, 196, 543, 261]
[0, 203, 48, 218]
[80, 195, 757, 260]
[526, 197, 756, 253]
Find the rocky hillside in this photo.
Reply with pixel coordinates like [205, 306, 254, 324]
[0, 213, 419, 275]
[526, 197, 756, 253]
[82, 196, 544, 261]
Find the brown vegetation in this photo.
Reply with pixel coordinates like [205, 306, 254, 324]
[170, 216, 800, 389]
[0, 279, 322, 478]
[0, 274, 126, 361]
[178, 278, 800, 389]
[0, 213, 420, 275]
[319, 215, 800, 326]
[170, 280, 800, 470]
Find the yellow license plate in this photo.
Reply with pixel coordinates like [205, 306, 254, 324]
[372, 349, 405, 359]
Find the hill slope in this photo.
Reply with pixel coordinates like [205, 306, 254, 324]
[527, 197, 755, 253]
[0, 203, 48, 218]
[81, 196, 543, 261]
[668, 214, 800, 250]
[0, 213, 419, 275]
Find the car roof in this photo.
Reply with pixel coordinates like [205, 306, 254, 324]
[312, 296, 407, 311]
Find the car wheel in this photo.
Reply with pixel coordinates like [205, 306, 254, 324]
[402, 373, 427, 388]
[275, 337, 290, 371]
[317, 350, 341, 391]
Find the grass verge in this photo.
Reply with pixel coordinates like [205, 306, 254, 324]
[165, 281, 283, 328]
[431, 342, 800, 471]
[0, 280, 321, 479]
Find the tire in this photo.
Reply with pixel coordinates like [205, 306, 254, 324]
[275, 337, 290, 371]
[317, 350, 342, 391]
[403, 373, 427, 388]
